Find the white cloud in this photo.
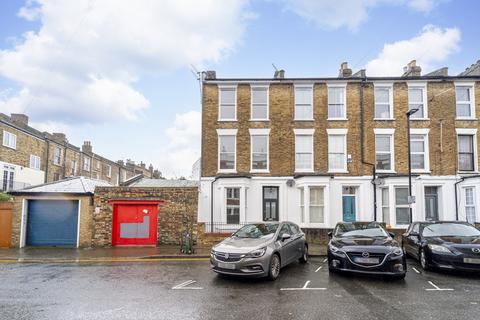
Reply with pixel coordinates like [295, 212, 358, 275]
[281, 0, 442, 31]
[365, 25, 460, 76]
[0, 0, 251, 124]
[157, 110, 201, 178]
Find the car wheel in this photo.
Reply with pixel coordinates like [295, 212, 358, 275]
[420, 248, 430, 271]
[268, 254, 281, 281]
[299, 245, 308, 263]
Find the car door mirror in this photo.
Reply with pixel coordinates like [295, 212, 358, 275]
[328, 231, 333, 238]
[281, 233, 291, 241]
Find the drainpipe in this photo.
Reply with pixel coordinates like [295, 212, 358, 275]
[44, 139, 50, 183]
[359, 74, 377, 221]
[210, 177, 219, 232]
[454, 175, 480, 221]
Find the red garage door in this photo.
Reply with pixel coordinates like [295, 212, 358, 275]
[111, 201, 162, 246]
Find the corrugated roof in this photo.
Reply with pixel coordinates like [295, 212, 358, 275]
[128, 178, 199, 188]
[13, 176, 112, 194]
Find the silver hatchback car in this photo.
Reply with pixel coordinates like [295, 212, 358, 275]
[210, 222, 308, 280]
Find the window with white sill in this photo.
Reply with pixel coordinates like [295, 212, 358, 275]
[30, 155, 41, 170]
[375, 134, 393, 171]
[295, 134, 313, 171]
[83, 157, 91, 171]
[408, 86, 426, 118]
[395, 187, 410, 225]
[410, 134, 428, 171]
[465, 187, 476, 224]
[458, 135, 475, 171]
[53, 146, 62, 165]
[2, 131, 16, 149]
[219, 87, 236, 120]
[381, 188, 390, 225]
[328, 134, 346, 171]
[374, 87, 392, 119]
[251, 86, 269, 120]
[294, 86, 313, 120]
[218, 135, 236, 171]
[226, 187, 240, 224]
[328, 87, 346, 119]
[251, 135, 268, 171]
[309, 187, 324, 223]
[456, 86, 474, 119]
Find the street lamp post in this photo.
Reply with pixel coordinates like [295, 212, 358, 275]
[406, 108, 419, 223]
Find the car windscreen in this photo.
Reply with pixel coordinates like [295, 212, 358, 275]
[233, 224, 279, 239]
[334, 223, 389, 238]
[422, 223, 480, 237]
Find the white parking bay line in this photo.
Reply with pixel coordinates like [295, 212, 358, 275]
[412, 267, 421, 274]
[323, 258, 327, 263]
[172, 280, 203, 290]
[425, 281, 453, 291]
[315, 266, 323, 272]
[280, 280, 327, 291]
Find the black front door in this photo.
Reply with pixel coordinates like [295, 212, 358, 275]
[263, 186, 279, 221]
[424, 187, 439, 221]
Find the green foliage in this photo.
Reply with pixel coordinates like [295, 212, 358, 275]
[0, 193, 12, 202]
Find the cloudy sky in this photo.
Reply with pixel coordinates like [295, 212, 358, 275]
[0, 0, 478, 178]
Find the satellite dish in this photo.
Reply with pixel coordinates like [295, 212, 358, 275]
[286, 179, 295, 187]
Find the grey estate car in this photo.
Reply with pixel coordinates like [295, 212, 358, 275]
[210, 222, 308, 280]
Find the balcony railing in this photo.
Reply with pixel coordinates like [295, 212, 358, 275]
[0, 180, 31, 192]
[203, 222, 250, 234]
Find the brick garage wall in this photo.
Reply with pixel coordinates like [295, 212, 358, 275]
[9, 194, 93, 248]
[92, 186, 198, 246]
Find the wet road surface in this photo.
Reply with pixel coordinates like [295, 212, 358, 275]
[1, 257, 479, 320]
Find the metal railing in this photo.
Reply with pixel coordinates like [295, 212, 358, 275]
[0, 180, 31, 192]
[203, 221, 250, 233]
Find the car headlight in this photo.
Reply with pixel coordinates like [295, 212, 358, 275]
[428, 244, 452, 254]
[392, 248, 403, 256]
[245, 247, 266, 258]
[329, 244, 341, 253]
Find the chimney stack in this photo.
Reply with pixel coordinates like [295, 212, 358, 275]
[82, 141, 92, 154]
[140, 162, 146, 169]
[402, 60, 422, 77]
[204, 70, 216, 80]
[274, 69, 285, 79]
[338, 62, 352, 78]
[11, 113, 29, 126]
[52, 132, 67, 143]
[117, 160, 125, 166]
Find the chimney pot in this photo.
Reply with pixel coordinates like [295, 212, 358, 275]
[339, 62, 352, 77]
[402, 60, 422, 77]
[274, 69, 285, 79]
[204, 70, 216, 80]
[82, 141, 93, 154]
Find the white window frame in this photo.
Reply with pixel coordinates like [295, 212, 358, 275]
[308, 186, 325, 224]
[394, 186, 411, 226]
[407, 82, 428, 120]
[83, 157, 91, 172]
[225, 187, 241, 224]
[53, 146, 62, 166]
[106, 164, 112, 178]
[298, 182, 329, 227]
[29, 155, 41, 170]
[410, 128, 430, 173]
[218, 85, 237, 121]
[294, 84, 314, 121]
[2, 130, 17, 149]
[464, 186, 477, 223]
[217, 128, 237, 173]
[373, 82, 394, 120]
[381, 187, 390, 225]
[374, 128, 395, 173]
[327, 83, 347, 120]
[71, 160, 77, 176]
[456, 128, 478, 173]
[294, 128, 315, 173]
[327, 128, 348, 173]
[455, 82, 476, 120]
[249, 128, 270, 173]
[250, 85, 269, 121]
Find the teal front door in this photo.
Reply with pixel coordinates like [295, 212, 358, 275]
[342, 187, 356, 222]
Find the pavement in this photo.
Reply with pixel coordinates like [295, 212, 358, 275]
[1, 257, 479, 320]
[0, 244, 326, 262]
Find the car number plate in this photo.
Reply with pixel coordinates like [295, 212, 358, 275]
[218, 262, 236, 269]
[464, 258, 480, 264]
[354, 257, 379, 264]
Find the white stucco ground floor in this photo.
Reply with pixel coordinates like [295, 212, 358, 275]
[198, 175, 480, 231]
[1, 160, 44, 192]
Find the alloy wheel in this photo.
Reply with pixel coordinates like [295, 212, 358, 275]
[271, 255, 280, 278]
[420, 250, 428, 270]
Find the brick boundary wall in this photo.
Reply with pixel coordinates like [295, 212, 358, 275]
[92, 186, 198, 247]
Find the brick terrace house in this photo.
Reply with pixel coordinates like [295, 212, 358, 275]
[198, 60, 480, 233]
[0, 113, 161, 191]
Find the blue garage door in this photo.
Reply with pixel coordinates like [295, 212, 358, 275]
[27, 200, 79, 247]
